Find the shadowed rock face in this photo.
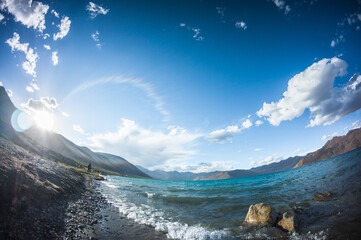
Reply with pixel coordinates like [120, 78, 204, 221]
[243, 203, 281, 226]
[294, 128, 361, 168]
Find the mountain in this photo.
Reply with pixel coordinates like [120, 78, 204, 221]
[0, 86, 150, 178]
[250, 156, 304, 175]
[138, 156, 304, 181]
[294, 128, 361, 168]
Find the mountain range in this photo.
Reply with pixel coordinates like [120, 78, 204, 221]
[1, 85, 361, 181]
[0, 86, 149, 179]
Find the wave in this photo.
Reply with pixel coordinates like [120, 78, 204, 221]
[100, 183, 230, 240]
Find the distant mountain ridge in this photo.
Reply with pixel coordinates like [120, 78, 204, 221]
[137, 155, 304, 181]
[0, 86, 150, 179]
[294, 128, 361, 168]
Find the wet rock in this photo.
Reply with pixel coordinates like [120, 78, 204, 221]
[94, 175, 105, 181]
[313, 192, 333, 201]
[277, 210, 300, 232]
[243, 203, 281, 226]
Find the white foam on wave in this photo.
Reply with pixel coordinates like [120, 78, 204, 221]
[100, 183, 229, 240]
[290, 230, 328, 240]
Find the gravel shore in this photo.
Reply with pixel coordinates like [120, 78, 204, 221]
[0, 137, 167, 239]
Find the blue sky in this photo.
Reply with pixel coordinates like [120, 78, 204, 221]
[1, 0, 361, 172]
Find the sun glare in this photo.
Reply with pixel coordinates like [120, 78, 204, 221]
[33, 111, 54, 131]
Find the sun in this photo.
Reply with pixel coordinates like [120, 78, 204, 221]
[33, 111, 54, 131]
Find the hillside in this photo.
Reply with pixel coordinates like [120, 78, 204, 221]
[294, 128, 361, 168]
[0, 86, 150, 179]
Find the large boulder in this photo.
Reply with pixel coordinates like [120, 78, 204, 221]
[243, 203, 281, 226]
[277, 210, 300, 232]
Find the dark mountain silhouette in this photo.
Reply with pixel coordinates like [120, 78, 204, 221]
[0, 86, 150, 178]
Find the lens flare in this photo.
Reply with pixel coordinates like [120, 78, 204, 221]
[11, 109, 32, 132]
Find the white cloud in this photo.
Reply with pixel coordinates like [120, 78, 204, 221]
[271, 0, 291, 14]
[65, 75, 171, 122]
[216, 7, 225, 23]
[51, 9, 59, 18]
[0, 13, 4, 22]
[255, 120, 263, 126]
[242, 119, 252, 128]
[162, 161, 234, 173]
[345, 120, 361, 131]
[206, 125, 241, 143]
[62, 111, 69, 118]
[257, 57, 361, 127]
[21, 96, 59, 114]
[0, 82, 2, 86]
[249, 153, 282, 168]
[53, 16, 71, 40]
[26, 86, 34, 92]
[30, 81, 40, 91]
[91, 30, 101, 48]
[6, 89, 13, 97]
[73, 125, 84, 134]
[192, 28, 204, 41]
[44, 44, 50, 50]
[321, 132, 338, 141]
[179, 23, 204, 41]
[6, 32, 39, 77]
[254, 148, 263, 152]
[88, 119, 201, 168]
[43, 33, 50, 39]
[235, 21, 247, 30]
[86, 2, 109, 19]
[0, 0, 49, 32]
[52, 51, 58, 65]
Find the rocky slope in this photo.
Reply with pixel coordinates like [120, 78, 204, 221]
[0, 86, 150, 178]
[294, 128, 361, 168]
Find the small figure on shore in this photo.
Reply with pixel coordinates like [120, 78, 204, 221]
[88, 163, 92, 172]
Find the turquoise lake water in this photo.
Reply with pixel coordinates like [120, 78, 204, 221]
[98, 148, 361, 239]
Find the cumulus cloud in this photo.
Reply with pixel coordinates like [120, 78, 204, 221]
[162, 161, 234, 173]
[255, 120, 263, 126]
[73, 125, 84, 134]
[88, 119, 201, 168]
[271, 0, 291, 14]
[21, 96, 59, 114]
[249, 153, 282, 168]
[0, 13, 4, 22]
[257, 57, 361, 127]
[207, 125, 241, 143]
[43, 44, 50, 50]
[207, 118, 254, 143]
[0, 0, 49, 32]
[53, 16, 71, 40]
[86, 2, 109, 19]
[254, 148, 263, 152]
[242, 119, 252, 128]
[52, 51, 58, 65]
[235, 21, 247, 30]
[6, 32, 39, 77]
